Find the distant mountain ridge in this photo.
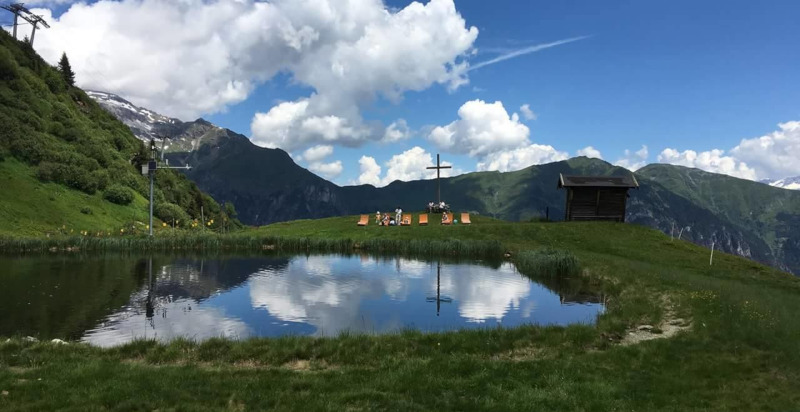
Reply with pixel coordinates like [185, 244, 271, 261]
[88, 91, 350, 225]
[762, 177, 800, 190]
[89, 91, 800, 275]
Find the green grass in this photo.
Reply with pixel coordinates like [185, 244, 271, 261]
[0, 158, 151, 236]
[1, 216, 800, 410]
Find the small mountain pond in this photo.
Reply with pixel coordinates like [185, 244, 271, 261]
[0, 254, 605, 347]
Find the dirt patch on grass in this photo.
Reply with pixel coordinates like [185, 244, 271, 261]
[5, 367, 35, 375]
[621, 297, 692, 346]
[283, 359, 312, 371]
[121, 357, 339, 373]
[492, 346, 556, 362]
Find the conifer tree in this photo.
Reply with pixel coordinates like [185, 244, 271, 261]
[57, 52, 75, 87]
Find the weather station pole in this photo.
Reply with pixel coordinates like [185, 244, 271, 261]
[144, 137, 191, 237]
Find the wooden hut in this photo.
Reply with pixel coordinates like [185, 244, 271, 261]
[557, 174, 639, 222]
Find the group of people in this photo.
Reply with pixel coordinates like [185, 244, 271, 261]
[375, 207, 403, 226]
[426, 201, 450, 213]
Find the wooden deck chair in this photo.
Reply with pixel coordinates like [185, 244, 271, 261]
[357, 214, 368, 226]
[441, 213, 453, 225]
[401, 214, 412, 226]
[419, 214, 428, 226]
[461, 213, 472, 225]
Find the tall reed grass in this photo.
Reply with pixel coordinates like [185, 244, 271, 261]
[515, 248, 580, 278]
[0, 234, 505, 259]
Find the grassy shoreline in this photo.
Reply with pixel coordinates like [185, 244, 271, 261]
[1, 216, 799, 410]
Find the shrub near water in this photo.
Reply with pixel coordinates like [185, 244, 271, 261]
[155, 202, 190, 226]
[515, 248, 580, 278]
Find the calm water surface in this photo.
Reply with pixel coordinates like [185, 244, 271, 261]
[0, 254, 604, 347]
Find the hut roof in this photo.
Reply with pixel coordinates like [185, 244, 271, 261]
[558, 173, 639, 189]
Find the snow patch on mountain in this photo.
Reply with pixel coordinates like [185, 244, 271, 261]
[86, 90, 181, 141]
[763, 176, 800, 190]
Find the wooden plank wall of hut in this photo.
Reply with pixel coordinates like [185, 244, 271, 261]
[566, 188, 627, 221]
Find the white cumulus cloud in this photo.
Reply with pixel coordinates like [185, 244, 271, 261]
[308, 160, 343, 180]
[577, 146, 602, 159]
[657, 148, 757, 180]
[429, 99, 570, 172]
[519, 104, 537, 121]
[729, 121, 800, 179]
[299, 145, 334, 163]
[382, 119, 411, 143]
[354, 147, 460, 187]
[25, 0, 478, 153]
[383, 146, 455, 185]
[356, 156, 382, 186]
[614, 145, 649, 171]
[477, 144, 568, 172]
[429, 99, 530, 157]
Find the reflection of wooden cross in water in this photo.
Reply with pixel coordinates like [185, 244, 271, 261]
[426, 262, 453, 316]
[426, 154, 451, 205]
[145, 258, 156, 328]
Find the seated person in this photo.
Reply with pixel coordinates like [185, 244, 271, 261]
[389, 218, 396, 226]
[375, 211, 381, 224]
[382, 214, 390, 226]
[441, 213, 450, 224]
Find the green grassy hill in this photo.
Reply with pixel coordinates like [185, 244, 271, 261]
[0, 31, 234, 235]
[337, 158, 800, 274]
[0, 158, 151, 236]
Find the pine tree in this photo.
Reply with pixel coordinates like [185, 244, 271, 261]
[22, 35, 30, 44]
[57, 52, 75, 87]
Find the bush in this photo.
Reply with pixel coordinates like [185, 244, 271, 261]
[36, 161, 66, 183]
[155, 202, 190, 226]
[37, 161, 99, 194]
[92, 169, 110, 191]
[80, 206, 92, 215]
[103, 184, 135, 205]
[0, 48, 18, 81]
[44, 70, 66, 93]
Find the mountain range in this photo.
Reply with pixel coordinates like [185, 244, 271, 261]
[88, 91, 800, 275]
[762, 177, 800, 190]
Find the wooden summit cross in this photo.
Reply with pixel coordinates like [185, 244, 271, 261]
[426, 154, 451, 205]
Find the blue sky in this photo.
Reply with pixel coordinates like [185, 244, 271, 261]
[8, 0, 800, 184]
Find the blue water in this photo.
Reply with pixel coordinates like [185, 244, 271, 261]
[0, 254, 604, 347]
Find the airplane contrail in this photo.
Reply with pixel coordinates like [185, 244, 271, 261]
[468, 35, 591, 72]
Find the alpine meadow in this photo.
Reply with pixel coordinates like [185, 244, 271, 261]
[1, 1, 800, 411]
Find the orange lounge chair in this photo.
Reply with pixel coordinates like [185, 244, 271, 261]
[461, 213, 472, 225]
[441, 213, 453, 225]
[357, 215, 368, 226]
[419, 214, 428, 226]
[401, 214, 412, 226]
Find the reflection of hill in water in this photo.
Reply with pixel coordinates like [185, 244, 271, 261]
[0, 255, 144, 340]
[519, 272, 604, 305]
[147, 257, 290, 301]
